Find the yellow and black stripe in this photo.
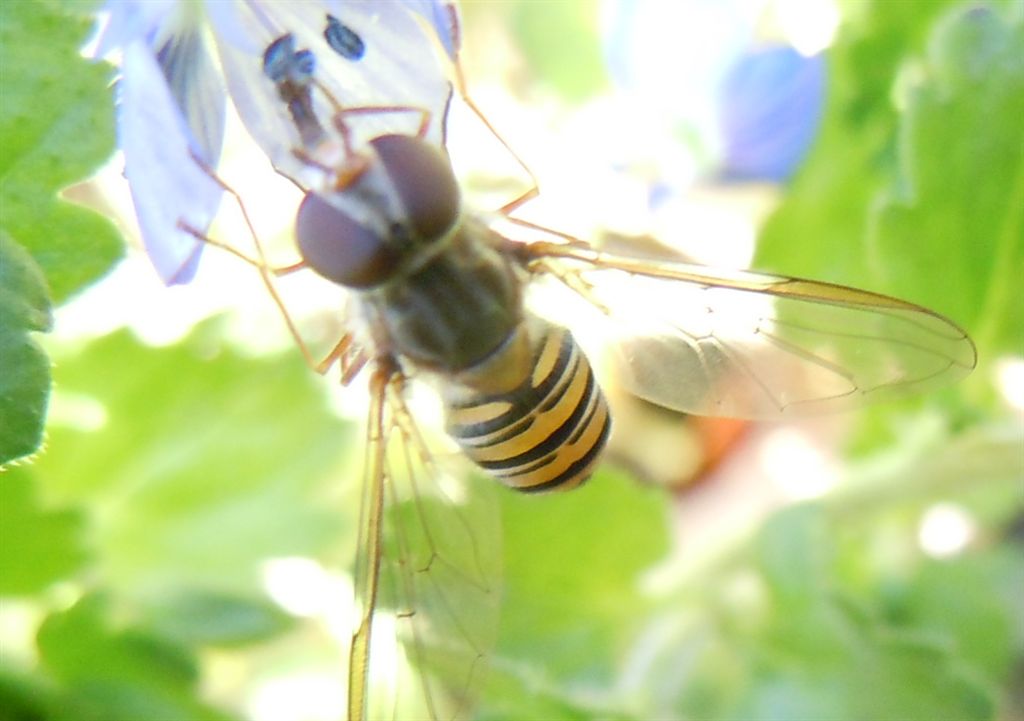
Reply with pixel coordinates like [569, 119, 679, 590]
[445, 325, 611, 492]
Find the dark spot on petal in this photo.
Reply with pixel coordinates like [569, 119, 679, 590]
[325, 14, 365, 61]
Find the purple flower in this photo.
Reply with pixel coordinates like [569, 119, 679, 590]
[603, 0, 827, 183]
[717, 45, 825, 181]
[94, 0, 460, 285]
[94, 1, 226, 284]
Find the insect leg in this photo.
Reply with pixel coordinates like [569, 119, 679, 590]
[522, 256, 612, 316]
[313, 333, 370, 385]
[179, 152, 369, 375]
[449, 60, 539, 216]
[311, 75, 433, 146]
[178, 220, 332, 374]
[186, 150, 296, 272]
[349, 358, 403, 721]
[501, 215, 594, 248]
[331, 104, 433, 139]
[340, 347, 371, 386]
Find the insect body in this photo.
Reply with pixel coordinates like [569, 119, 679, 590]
[296, 132, 611, 492]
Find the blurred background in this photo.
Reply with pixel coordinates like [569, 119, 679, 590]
[1, 1, 1021, 720]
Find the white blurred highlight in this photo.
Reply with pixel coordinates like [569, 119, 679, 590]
[918, 503, 976, 558]
[775, 0, 840, 55]
[259, 557, 407, 707]
[758, 427, 839, 499]
[0, 601, 42, 666]
[45, 391, 109, 432]
[261, 556, 352, 620]
[995, 356, 1024, 412]
[247, 671, 345, 721]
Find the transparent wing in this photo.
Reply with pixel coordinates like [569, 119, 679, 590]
[352, 369, 500, 721]
[528, 243, 976, 419]
[207, 0, 457, 187]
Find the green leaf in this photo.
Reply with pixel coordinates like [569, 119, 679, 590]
[0, 0, 124, 463]
[0, 664, 56, 721]
[729, 627, 995, 721]
[756, 0, 959, 287]
[465, 0, 608, 101]
[0, 466, 88, 595]
[477, 658, 640, 721]
[34, 326, 354, 597]
[0, 0, 122, 304]
[869, 5, 1024, 359]
[757, 2, 1023, 439]
[36, 594, 239, 721]
[0, 234, 53, 463]
[487, 469, 670, 691]
[140, 589, 295, 647]
[625, 491, 1006, 721]
[755, 503, 831, 607]
[39, 595, 198, 688]
[883, 544, 1024, 685]
[0, 233, 51, 333]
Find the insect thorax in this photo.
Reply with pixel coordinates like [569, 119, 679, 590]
[362, 216, 524, 375]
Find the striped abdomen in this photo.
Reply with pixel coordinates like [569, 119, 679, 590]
[444, 322, 611, 493]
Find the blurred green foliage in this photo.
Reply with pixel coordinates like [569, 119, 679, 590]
[1, 2, 1022, 721]
[33, 327, 353, 596]
[462, 0, 609, 102]
[0, 0, 122, 303]
[34, 593, 232, 721]
[0, 0, 121, 465]
[758, 1, 1023, 383]
[0, 236, 53, 463]
[870, 5, 1024, 360]
[757, 0, 961, 287]
[0, 467, 85, 595]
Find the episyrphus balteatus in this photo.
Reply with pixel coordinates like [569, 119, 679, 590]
[112, 2, 977, 718]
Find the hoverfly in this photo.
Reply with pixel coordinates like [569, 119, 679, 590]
[139, 2, 976, 719]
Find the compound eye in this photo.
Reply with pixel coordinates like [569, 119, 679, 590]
[295, 193, 399, 288]
[370, 134, 460, 241]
